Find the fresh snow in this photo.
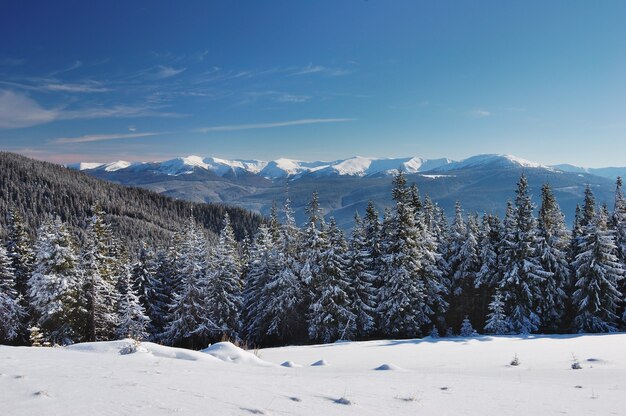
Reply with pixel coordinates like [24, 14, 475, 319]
[70, 154, 457, 178]
[3, 334, 625, 415]
[69, 153, 626, 180]
[433, 154, 553, 172]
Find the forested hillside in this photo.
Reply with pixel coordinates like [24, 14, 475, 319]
[0, 152, 262, 246]
[2, 159, 625, 349]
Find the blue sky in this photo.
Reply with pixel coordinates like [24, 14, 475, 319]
[1, 0, 625, 166]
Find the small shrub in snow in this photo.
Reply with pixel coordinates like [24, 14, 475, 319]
[459, 316, 478, 337]
[334, 397, 352, 405]
[571, 354, 582, 370]
[445, 328, 455, 338]
[29, 327, 49, 347]
[119, 339, 142, 355]
[430, 326, 440, 338]
[510, 354, 520, 366]
[396, 392, 421, 403]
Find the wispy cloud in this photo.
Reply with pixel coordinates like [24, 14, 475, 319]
[274, 93, 311, 103]
[471, 109, 492, 118]
[47, 60, 83, 76]
[238, 90, 311, 105]
[60, 105, 185, 120]
[0, 90, 185, 129]
[0, 78, 110, 94]
[197, 118, 354, 133]
[50, 131, 163, 144]
[43, 82, 110, 93]
[0, 90, 57, 128]
[0, 57, 24, 66]
[153, 65, 187, 79]
[291, 64, 352, 77]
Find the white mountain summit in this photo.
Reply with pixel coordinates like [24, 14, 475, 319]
[71, 153, 620, 180]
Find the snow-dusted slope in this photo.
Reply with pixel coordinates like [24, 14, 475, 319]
[433, 154, 553, 172]
[307, 156, 454, 177]
[552, 164, 626, 180]
[3, 334, 625, 415]
[70, 155, 456, 179]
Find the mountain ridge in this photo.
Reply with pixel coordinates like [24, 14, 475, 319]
[67, 153, 622, 230]
[69, 153, 579, 180]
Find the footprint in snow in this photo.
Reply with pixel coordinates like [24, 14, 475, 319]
[310, 359, 328, 367]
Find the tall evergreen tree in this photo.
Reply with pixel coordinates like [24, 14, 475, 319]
[28, 217, 81, 345]
[363, 201, 383, 289]
[205, 213, 243, 341]
[308, 218, 355, 342]
[345, 213, 377, 338]
[448, 201, 467, 292]
[378, 171, 432, 337]
[536, 184, 571, 330]
[242, 225, 276, 343]
[581, 186, 596, 227]
[572, 207, 624, 333]
[81, 204, 120, 341]
[484, 291, 510, 335]
[116, 264, 150, 340]
[0, 245, 21, 343]
[5, 209, 34, 341]
[254, 198, 307, 344]
[132, 243, 168, 339]
[449, 212, 481, 327]
[498, 175, 550, 334]
[612, 177, 626, 263]
[163, 217, 212, 348]
[474, 214, 503, 329]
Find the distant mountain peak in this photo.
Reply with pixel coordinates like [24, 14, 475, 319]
[70, 153, 623, 181]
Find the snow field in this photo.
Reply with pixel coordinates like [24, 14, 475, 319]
[2, 334, 625, 415]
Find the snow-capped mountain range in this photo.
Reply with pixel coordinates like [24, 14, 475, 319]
[69, 153, 625, 229]
[69, 153, 561, 179]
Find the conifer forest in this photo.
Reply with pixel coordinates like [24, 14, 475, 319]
[2, 157, 625, 348]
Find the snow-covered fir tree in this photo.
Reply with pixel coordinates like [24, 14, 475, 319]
[163, 217, 212, 348]
[484, 291, 510, 334]
[476, 214, 502, 288]
[449, 209, 482, 327]
[0, 245, 21, 343]
[205, 213, 243, 341]
[423, 197, 452, 289]
[81, 205, 120, 341]
[308, 217, 356, 343]
[5, 209, 34, 340]
[459, 316, 478, 337]
[264, 198, 307, 343]
[345, 213, 376, 338]
[498, 175, 550, 334]
[612, 177, 626, 264]
[536, 184, 571, 330]
[242, 224, 277, 343]
[116, 264, 150, 340]
[474, 214, 502, 329]
[581, 186, 597, 227]
[28, 216, 81, 345]
[363, 201, 383, 289]
[448, 201, 467, 293]
[378, 171, 431, 338]
[415, 205, 448, 329]
[571, 205, 624, 333]
[132, 243, 168, 339]
[299, 192, 327, 323]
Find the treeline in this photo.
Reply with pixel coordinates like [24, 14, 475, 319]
[0, 152, 262, 246]
[1, 171, 626, 348]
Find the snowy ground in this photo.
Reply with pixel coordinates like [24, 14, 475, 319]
[2, 334, 625, 415]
